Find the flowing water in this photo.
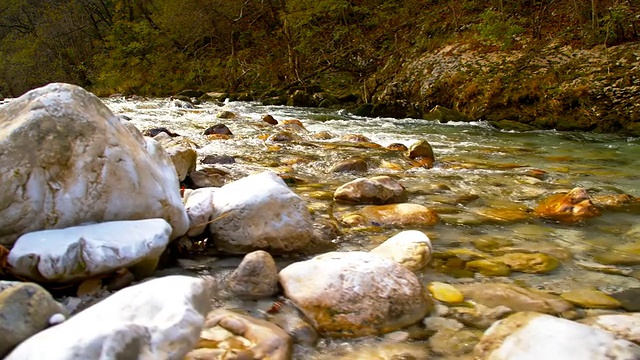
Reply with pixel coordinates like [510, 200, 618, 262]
[106, 97, 640, 358]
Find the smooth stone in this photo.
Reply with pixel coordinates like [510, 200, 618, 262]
[474, 312, 640, 359]
[465, 259, 512, 276]
[472, 237, 515, 252]
[216, 111, 237, 119]
[155, 136, 198, 182]
[456, 283, 574, 315]
[203, 123, 233, 135]
[329, 157, 369, 173]
[184, 187, 216, 237]
[279, 251, 432, 337]
[208, 171, 314, 254]
[493, 252, 559, 273]
[189, 308, 291, 360]
[262, 114, 278, 125]
[534, 187, 600, 223]
[448, 303, 513, 330]
[227, 250, 279, 298]
[611, 288, 640, 311]
[406, 139, 435, 168]
[333, 175, 408, 205]
[560, 289, 622, 309]
[430, 328, 481, 358]
[8, 219, 172, 282]
[6, 275, 211, 360]
[580, 313, 640, 344]
[0, 83, 188, 245]
[0, 283, 67, 357]
[342, 203, 439, 228]
[428, 282, 465, 303]
[370, 230, 433, 271]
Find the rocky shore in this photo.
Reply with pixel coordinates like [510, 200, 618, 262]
[1, 83, 640, 359]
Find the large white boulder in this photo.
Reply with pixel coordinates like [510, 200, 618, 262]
[0, 83, 188, 245]
[208, 171, 313, 254]
[474, 312, 640, 359]
[8, 219, 172, 283]
[5, 275, 211, 360]
[279, 251, 432, 337]
[184, 187, 216, 237]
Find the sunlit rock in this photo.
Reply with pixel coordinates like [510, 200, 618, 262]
[534, 188, 600, 223]
[184, 187, 216, 237]
[6, 276, 210, 360]
[279, 251, 432, 337]
[187, 308, 291, 360]
[455, 283, 574, 315]
[592, 193, 640, 211]
[334, 175, 408, 205]
[0, 83, 188, 245]
[341, 203, 439, 228]
[406, 139, 435, 168]
[0, 282, 67, 357]
[155, 136, 198, 182]
[427, 282, 465, 303]
[474, 312, 640, 359]
[208, 171, 314, 254]
[8, 219, 171, 283]
[227, 250, 279, 298]
[370, 230, 433, 271]
[580, 313, 640, 344]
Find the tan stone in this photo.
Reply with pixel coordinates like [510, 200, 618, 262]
[341, 203, 439, 227]
[534, 188, 600, 223]
[334, 175, 407, 205]
[456, 283, 574, 314]
[493, 252, 559, 273]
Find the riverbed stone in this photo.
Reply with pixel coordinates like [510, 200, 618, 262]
[6, 275, 210, 360]
[188, 308, 291, 360]
[465, 259, 512, 276]
[227, 250, 279, 298]
[208, 171, 314, 254]
[279, 251, 432, 337]
[8, 219, 172, 283]
[560, 288, 622, 309]
[262, 114, 278, 125]
[455, 283, 574, 314]
[580, 313, 640, 344]
[611, 288, 640, 311]
[333, 175, 408, 205]
[430, 328, 481, 358]
[370, 230, 433, 271]
[427, 282, 465, 303]
[534, 187, 601, 223]
[184, 187, 216, 237]
[493, 252, 560, 273]
[341, 203, 439, 228]
[155, 136, 198, 182]
[474, 312, 640, 359]
[406, 139, 435, 168]
[0, 282, 67, 357]
[329, 157, 369, 173]
[0, 83, 189, 245]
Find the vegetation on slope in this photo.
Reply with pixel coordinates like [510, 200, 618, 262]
[0, 0, 638, 132]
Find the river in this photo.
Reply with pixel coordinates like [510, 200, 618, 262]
[106, 97, 640, 358]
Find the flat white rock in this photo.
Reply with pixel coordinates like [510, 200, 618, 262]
[8, 219, 172, 282]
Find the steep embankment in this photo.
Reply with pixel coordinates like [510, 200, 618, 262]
[374, 41, 640, 135]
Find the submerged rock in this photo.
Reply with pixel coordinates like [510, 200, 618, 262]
[279, 251, 432, 337]
[455, 283, 574, 315]
[0, 83, 188, 245]
[329, 157, 369, 173]
[560, 288, 622, 309]
[8, 219, 172, 283]
[6, 275, 210, 360]
[342, 203, 439, 228]
[406, 139, 435, 168]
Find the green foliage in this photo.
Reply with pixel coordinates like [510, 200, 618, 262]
[475, 9, 525, 49]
